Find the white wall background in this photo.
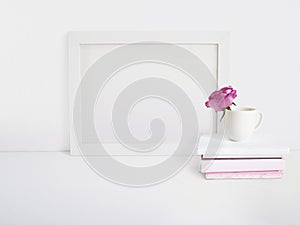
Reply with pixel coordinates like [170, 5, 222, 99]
[0, 0, 299, 151]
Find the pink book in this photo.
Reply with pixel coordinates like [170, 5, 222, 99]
[205, 170, 283, 179]
[200, 157, 285, 173]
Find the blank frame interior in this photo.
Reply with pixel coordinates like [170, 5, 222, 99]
[68, 31, 229, 155]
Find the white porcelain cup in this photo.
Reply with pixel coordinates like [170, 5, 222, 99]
[225, 107, 262, 141]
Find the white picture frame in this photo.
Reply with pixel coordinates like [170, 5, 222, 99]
[68, 31, 230, 155]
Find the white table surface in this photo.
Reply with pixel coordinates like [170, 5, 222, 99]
[0, 151, 299, 225]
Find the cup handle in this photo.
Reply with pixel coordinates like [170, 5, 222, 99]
[254, 112, 263, 129]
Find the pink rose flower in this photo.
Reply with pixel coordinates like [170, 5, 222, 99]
[205, 86, 237, 112]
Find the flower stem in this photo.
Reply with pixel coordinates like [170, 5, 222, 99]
[220, 110, 226, 122]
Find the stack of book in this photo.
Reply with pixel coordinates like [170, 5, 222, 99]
[198, 135, 289, 179]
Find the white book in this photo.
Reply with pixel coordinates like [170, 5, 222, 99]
[204, 170, 283, 179]
[200, 158, 285, 173]
[198, 135, 290, 158]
